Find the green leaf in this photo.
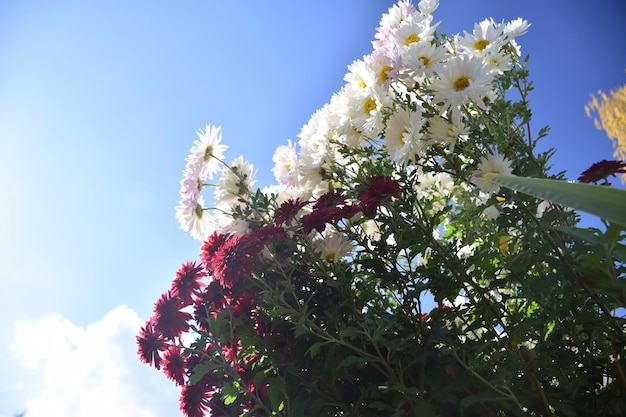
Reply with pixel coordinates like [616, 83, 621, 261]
[221, 381, 241, 406]
[485, 173, 626, 226]
[188, 361, 219, 386]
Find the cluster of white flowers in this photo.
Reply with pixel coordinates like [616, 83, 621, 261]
[175, 0, 529, 242]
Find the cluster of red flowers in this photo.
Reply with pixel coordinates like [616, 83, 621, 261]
[136, 176, 402, 416]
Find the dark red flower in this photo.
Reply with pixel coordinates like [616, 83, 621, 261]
[171, 261, 207, 306]
[211, 235, 257, 288]
[153, 291, 193, 340]
[578, 159, 626, 184]
[136, 318, 168, 370]
[301, 207, 333, 234]
[180, 380, 212, 417]
[162, 345, 188, 386]
[275, 198, 309, 226]
[313, 190, 347, 210]
[200, 232, 232, 275]
[358, 175, 403, 216]
[211, 226, 287, 288]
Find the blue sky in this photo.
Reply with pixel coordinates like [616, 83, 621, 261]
[0, 1, 624, 416]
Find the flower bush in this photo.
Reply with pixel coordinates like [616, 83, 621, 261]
[137, 1, 626, 416]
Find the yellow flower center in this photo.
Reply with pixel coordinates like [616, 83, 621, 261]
[379, 65, 393, 82]
[405, 33, 419, 46]
[358, 79, 367, 89]
[284, 160, 291, 172]
[323, 251, 336, 261]
[399, 128, 409, 145]
[194, 203, 204, 219]
[364, 98, 377, 114]
[418, 55, 431, 67]
[474, 39, 490, 51]
[203, 145, 214, 162]
[453, 75, 470, 91]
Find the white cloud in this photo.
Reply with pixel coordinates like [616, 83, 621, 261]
[11, 305, 182, 417]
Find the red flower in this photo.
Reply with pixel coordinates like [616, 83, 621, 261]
[162, 345, 188, 386]
[153, 291, 193, 340]
[275, 198, 309, 226]
[300, 192, 359, 234]
[200, 232, 232, 275]
[358, 175, 403, 216]
[171, 261, 207, 306]
[180, 380, 213, 417]
[578, 159, 626, 184]
[313, 190, 347, 210]
[136, 318, 169, 370]
[210, 226, 287, 288]
[301, 208, 333, 234]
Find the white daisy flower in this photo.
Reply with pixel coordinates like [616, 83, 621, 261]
[345, 57, 377, 92]
[347, 84, 391, 137]
[483, 51, 512, 74]
[472, 153, 513, 194]
[458, 18, 506, 56]
[175, 195, 215, 240]
[367, 47, 403, 86]
[384, 106, 428, 165]
[315, 231, 355, 262]
[272, 140, 300, 189]
[427, 110, 470, 152]
[504, 18, 531, 39]
[179, 158, 205, 202]
[417, 0, 439, 16]
[214, 156, 256, 208]
[402, 41, 447, 79]
[187, 124, 227, 180]
[391, 12, 437, 51]
[378, 0, 417, 32]
[431, 54, 495, 110]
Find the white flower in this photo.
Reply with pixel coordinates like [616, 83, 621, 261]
[417, 0, 438, 16]
[347, 83, 391, 137]
[472, 153, 513, 194]
[483, 51, 512, 74]
[214, 156, 256, 208]
[402, 41, 446, 79]
[345, 57, 377, 92]
[187, 124, 227, 180]
[427, 110, 470, 152]
[391, 12, 437, 51]
[299, 103, 341, 165]
[378, 0, 417, 32]
[481, 205, 500, 220]
[504, 18, 531, 39]
[315, 231, 355, 262]
[178, 158, 204, 202]
[431, 54, 495, 110]
[384, 106, 427, 165]
[272, 140, 300, 189]
[175, 195, 214, 240]
[536, 200, 552, 218]
[458, 18, 506, 56]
